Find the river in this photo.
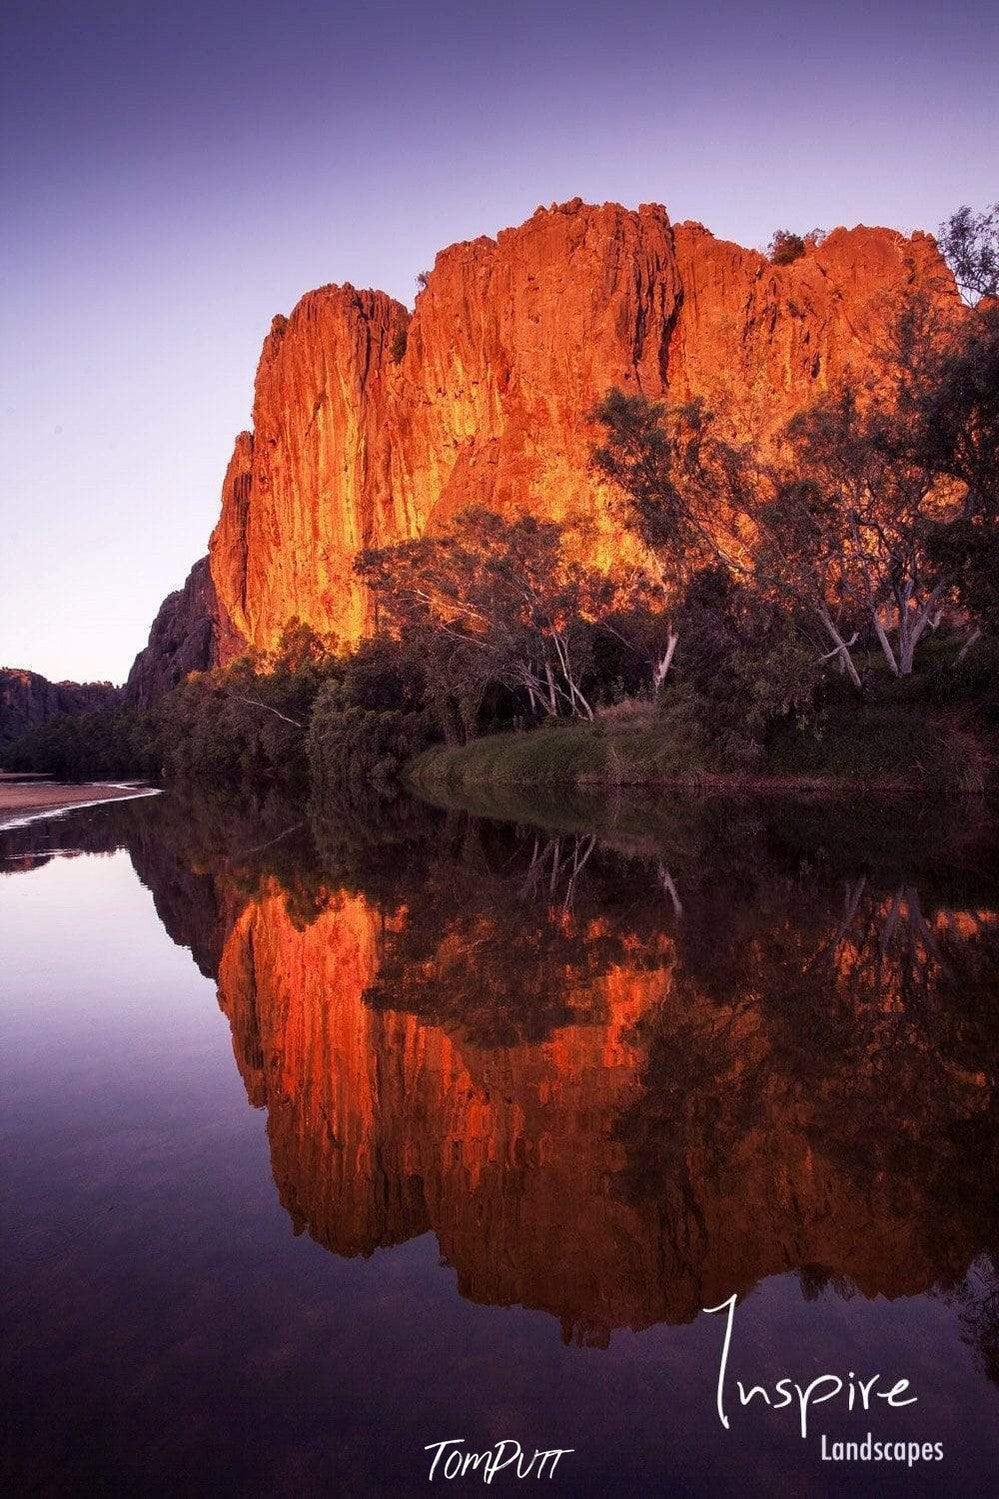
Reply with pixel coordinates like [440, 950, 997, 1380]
[2, 787, 997, 1494]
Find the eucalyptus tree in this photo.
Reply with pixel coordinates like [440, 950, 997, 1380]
[356, 507, 613, 732]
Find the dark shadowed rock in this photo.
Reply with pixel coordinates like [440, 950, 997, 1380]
[124, 556, 244, 707]
[0, 668, 120, 749]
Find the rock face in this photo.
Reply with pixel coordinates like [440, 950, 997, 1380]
[0, 668, 119, 749]
[202, 199, 956, 658]
[124, 556, 241, 707]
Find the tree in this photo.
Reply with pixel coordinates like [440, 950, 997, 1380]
[356, 518, 503, 740]
[881, 296, 999, 660]
[892, 298, 999, 515]
[2, 703, 156, 778]
[777, 387, 958, 678]
[357, 508, 613, 732]
[591, 391, 753, 691]
[938, 203, 999, 302]
[758, 292, 999, 683]
[750, 470, 865, 688]
[153, 619, 339, 786]
[592, 362, 989, 687]
[591, 389, 874, 687]
[663, 565, 814, 767]
[307, 637, 434, 797]
[768, 230, 806, 265]
[926, 516, 999, 646]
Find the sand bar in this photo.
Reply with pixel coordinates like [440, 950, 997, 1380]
[0, 777, 160, 829]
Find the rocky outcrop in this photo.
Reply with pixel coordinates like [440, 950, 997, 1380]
[202, 199, 956, 657]
[124, 556, 242, 707]
[0, 667, 119, 750]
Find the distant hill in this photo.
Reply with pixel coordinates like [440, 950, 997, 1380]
[0, 667, 120, 751]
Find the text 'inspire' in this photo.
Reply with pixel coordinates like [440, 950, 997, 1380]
[705, 1294, 918, 1439]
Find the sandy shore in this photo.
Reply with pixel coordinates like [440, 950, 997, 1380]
[0, 777, 160, 827]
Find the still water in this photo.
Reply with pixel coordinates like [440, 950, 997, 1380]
[2, 787, 997, 1495]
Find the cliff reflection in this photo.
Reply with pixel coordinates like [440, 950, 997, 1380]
[231, 820, 997, 1348]
[9, 789, 995, 1356]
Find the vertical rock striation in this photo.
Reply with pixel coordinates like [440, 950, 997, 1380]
[132, 199, 958, 680]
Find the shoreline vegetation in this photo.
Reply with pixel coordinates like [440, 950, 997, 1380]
[406, 723, 989, 796]
[406, 644, 996, 796]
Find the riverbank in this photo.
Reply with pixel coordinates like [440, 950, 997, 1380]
[407, 703, 994, 796]
[0, 774, 159, 829]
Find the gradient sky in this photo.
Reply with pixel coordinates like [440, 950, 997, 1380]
[2, 0, 997, 683]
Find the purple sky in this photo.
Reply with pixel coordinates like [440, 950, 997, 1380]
[2, 0, 997, 683]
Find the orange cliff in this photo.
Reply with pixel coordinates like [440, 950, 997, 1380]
[191, 199, 956, 665]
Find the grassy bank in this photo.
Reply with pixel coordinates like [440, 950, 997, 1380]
[410, 715, 692, 791]
[407, 695, 994, 796]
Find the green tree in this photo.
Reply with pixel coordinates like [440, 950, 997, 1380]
[306, 636, 434, 797]
[591, 391, 752, 690]
[357, 508, 614, 731]
[938, 202, 999, 302]
[768, 229, 806, 265]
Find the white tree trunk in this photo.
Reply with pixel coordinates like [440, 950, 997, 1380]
[872, 614, 900, 676]
[955, 626, 982, 666]
[817, 608, 863, 691]
[232, 695, 304, 728]
[652, 629, 679, 695]
[898, 588, 946, 675]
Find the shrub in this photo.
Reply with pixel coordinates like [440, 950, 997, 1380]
[658, 566, 816, 768]
[594, 697, 655, 728]
[768, 230, 806, 266]
[306, 636, 437, 796]
[3, 704, 157, 779]
[152, 620, 340, 788]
